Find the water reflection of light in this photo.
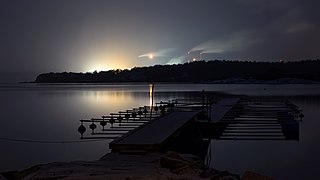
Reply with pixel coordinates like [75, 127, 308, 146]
[149, 83, 153, 109]
[83, 91, 136, 113]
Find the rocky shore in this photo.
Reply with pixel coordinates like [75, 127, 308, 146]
[1, 151, 273, 180]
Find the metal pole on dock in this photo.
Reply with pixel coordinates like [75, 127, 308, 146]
[202, 89, 205, 112]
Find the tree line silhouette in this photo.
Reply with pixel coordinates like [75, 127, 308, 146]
[35, 60, 320, 83]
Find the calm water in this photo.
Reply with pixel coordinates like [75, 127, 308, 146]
[0, 83, 320, 179]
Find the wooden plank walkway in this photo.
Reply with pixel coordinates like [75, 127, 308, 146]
[217, 97, 300, 140]
[110, 110, 201, 153]
[209, 98, 240, 122]
[79, 95, 302, 151]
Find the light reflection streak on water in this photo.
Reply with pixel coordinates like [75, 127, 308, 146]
[81, 91, 137, 114]
[149, 83, 153, 109]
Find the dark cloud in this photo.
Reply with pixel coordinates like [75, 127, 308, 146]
[0, 0, 319, 76]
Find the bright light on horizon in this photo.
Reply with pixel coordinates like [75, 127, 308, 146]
[85, 62, 131, 72]
[86, 65, 107, 72]
[148, 54, 154, 59]
[83, 55, 132, 72]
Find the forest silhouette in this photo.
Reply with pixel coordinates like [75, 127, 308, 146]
[35, 60, 320, 83]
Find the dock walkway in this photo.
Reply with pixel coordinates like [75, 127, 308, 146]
[217, 97, 300, 140]
[110, 110, 201, 153]
[209, 98, 240, 122]
[79, 95, 302, 154]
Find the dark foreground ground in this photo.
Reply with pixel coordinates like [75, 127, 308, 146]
[1, 151, 272, 180]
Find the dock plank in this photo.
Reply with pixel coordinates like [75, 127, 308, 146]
[209, 98, 240, 122]
[110, 110, 200, 151]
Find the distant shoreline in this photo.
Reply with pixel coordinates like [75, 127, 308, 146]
[33, 60, 320, 84]
[204, 78, 320, 84]
[27, 78, 320, 85]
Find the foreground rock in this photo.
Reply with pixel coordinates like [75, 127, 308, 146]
[241, 171, 273, 180]
[2, 152, 240, 180]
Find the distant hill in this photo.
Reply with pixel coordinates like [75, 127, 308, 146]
[34, 60, 320, 83]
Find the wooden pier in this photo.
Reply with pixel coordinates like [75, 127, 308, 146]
[78, 95, 303, 156]
[110, 110, 201, 153]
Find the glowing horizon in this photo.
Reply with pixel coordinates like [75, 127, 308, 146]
[81, 51, 134, 72]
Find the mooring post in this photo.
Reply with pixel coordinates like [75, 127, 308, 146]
[202, 89, 205, 112]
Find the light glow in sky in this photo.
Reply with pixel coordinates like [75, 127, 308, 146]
[1, 0, 319, 75]
[82, 52, 132, 72]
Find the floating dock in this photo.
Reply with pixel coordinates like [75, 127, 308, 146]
[200, 97, 301, 141]
[78, 95, 303, 155]
[110, 110, 201, 153]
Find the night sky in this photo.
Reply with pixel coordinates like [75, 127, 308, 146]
[1, 0, 320, 81]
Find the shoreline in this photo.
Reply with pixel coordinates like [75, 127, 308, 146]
[26, 77, 320, 85]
